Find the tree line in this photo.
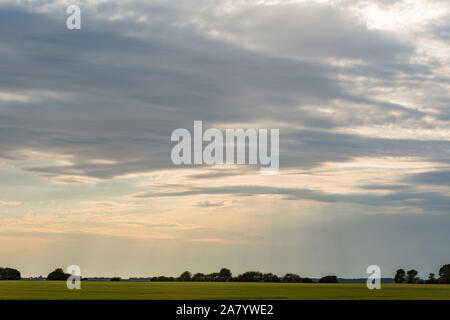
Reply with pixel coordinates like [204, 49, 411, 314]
[0, 266, 338, 283]
[394, 264, 450, 284]
[45, 267, 338, 283]
[2, 264, 450, 283]
[150, 269, 338, 283]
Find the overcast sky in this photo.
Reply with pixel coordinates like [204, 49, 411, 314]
[0, 0, 449, 278]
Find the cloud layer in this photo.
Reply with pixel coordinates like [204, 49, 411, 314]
[0, 0, 449, 277]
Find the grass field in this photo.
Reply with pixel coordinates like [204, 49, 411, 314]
[0, 281, 450, 300]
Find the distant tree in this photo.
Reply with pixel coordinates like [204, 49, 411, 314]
[318, 276, 338, 283]
[262, 273, 280, 283]
[178, 271, 192, 282]
[282, 273, 302, 283]
[394, 269, 406, 283]
[237, 271, 263, 282]
[426, 273, 438, 284]
[0, 267, 21, 280]
[47, 268, 70, 281]
[206, 272, 220, 282]
[406, 269, 419, 284]
[301, 277, 314, 283]
[219, 268, 232, 282]
[192, 273, 206, 282]
[439, 264, 450, 284]
[110, 277, 121, 281]
[151, 276, 175, 281]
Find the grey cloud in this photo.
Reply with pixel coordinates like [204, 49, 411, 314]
[133, 184, 450, 213]
[197, 201, 225, 208]
[279, 129, 450, 169]
[405, 171, 450, 186]
[429, 13, 450, 41]
[218, 4, 413, 61]
[0, 2, 448, 186]
[118, 222, 180, 228]
[358, 184, 411, 191]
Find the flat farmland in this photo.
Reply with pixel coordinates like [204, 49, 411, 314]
[1, 281, 450, 300]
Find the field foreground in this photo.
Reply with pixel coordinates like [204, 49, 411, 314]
[0, 281, 449, 300]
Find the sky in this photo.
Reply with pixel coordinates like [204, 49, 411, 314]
[0, 0, 449, 279]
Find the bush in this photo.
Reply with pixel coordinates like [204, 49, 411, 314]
[319, 275, 338, 283]
[110, 277, 121, 281]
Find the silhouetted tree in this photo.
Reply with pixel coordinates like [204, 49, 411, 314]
[205, 272, 220, 282]
[394, 269, 406, 283]
[110, 277, 121, 281]
[318, 275, 338, 283]
[406, 269, 418, 284]
[0, 267, 21, 280]
[262, 273, 280, 282]
[301, 277, 314, 283]
[282, 273, 302, 283]
[219, 268, 232, 282]
[47, 268, 70, 281]
[237, 271, 263, 282]
[426, 273, 438, 284]
[178, 271, 192, 281]
[151, 276, 175, 281]
[439, 264, 450, 284]
[192, 273, 206, 282]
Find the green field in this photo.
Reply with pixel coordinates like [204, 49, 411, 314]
[0, 281, 450, 300]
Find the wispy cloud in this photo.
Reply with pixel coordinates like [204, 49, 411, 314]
[0, 201, 21, 206]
